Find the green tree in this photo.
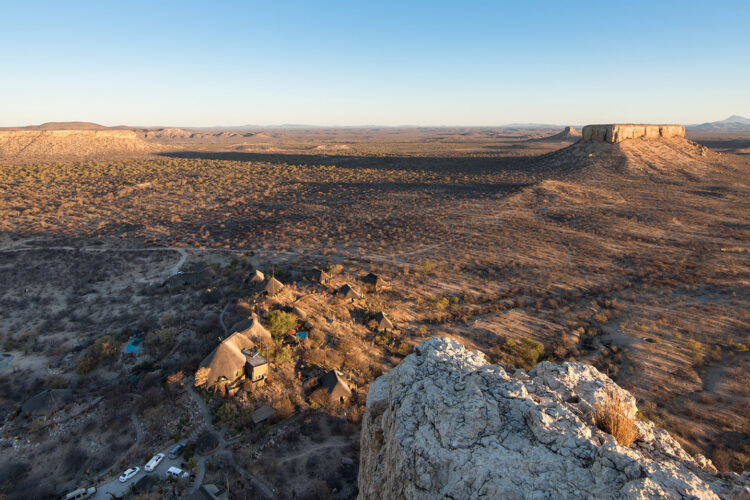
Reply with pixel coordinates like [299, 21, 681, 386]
[265, 310, 298, 344]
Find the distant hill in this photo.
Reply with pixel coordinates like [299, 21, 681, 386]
[688, 115, 750, 131]
[0, 121, 132, 131]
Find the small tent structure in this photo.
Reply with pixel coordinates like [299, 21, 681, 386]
[264, 277, 284, 296]
[320, 370, 352, 402]
[310, 269, 331, 284]
[362, 272, 385, 289]
[248, 269, 265, 283]
[337, 283, 362, 301]
[372, 311, 394, 332]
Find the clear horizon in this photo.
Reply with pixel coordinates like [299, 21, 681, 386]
[1, 1, 748, 127]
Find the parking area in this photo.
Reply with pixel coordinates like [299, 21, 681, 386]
[92, 449, 193, 499]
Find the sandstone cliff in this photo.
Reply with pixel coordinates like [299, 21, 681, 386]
[582, 124, 685, 143]
[359, 337, 748, 499]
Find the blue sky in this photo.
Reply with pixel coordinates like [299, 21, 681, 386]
[1, 0, 748, 126]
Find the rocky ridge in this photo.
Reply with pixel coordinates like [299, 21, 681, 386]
[358, 337, 749, 499]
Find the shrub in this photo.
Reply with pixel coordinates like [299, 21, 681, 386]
[94, 335, 120, 358]
[518, 338, 544, 367]
[77, 355, 97, 376]
[434, 297, 449, 311]
[730, 343, 748, 352]
[309, 328, 325, 348]
[276, 346, 292, 364]
[146, 327, 177, 349]
[272, 394, 295, 419]
[594, 387, 637, 447]
[266, 310, 298, 343]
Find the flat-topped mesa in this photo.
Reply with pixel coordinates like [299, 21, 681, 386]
[582, 124, 685, 143]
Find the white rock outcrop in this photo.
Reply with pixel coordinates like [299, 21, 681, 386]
[359, 337, 748, 499]
[582, 124, 685, 143]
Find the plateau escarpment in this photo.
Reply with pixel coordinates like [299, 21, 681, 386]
[359, 338, 749, 499]
[0, 129, 159, 162]
[582, 124, 685, 143]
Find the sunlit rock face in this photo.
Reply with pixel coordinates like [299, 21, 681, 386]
[358, 337, 748, 500]
[582, 124, 685, 143]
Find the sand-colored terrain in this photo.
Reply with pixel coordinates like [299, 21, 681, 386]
[0, 125, 747, 497]
[0, 129, 159, 163]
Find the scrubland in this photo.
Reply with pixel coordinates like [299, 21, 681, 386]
[0, 129, 748, 498]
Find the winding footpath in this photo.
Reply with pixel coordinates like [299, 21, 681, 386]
[183, 381, 276, 498]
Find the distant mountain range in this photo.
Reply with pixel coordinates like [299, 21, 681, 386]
[687, 115, 750, 131]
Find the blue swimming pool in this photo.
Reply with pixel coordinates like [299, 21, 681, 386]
[0, 353, 13, 370]
[125, 338, 143, 354]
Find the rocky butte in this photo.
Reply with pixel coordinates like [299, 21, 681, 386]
[358, 337, 749, 499]
[582, 124, 685, 143]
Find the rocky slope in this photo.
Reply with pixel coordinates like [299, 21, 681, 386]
[359, 337, 749, 499]
[528, 126, 581, 142]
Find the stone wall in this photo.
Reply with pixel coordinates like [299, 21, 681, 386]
[582, 124, 685, 143]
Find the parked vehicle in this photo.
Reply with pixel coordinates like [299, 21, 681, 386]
[144, 453, 165, 472]
[165, 466, 189, 479]
[168, 443, 185, 458]
[61, 487, 96, 500]
[118, 466, 140, 483]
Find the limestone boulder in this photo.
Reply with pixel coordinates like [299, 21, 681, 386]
[358, 337, 748, 499]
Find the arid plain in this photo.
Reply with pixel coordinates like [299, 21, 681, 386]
[0, 124, 748, 498]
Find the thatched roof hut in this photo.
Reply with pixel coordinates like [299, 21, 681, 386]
[372, 311, 394, 332]
[231, 313, 273, 345]
[198, 332, 255, 388]
[264, 277, 284, 295]
[320, 370, 352, 401]
[337, 283, 362, 301]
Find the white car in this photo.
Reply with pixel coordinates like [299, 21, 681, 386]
[144, 453, 165, 472]
[118, 466, 140, 482]
[166, 466, 189, 479]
